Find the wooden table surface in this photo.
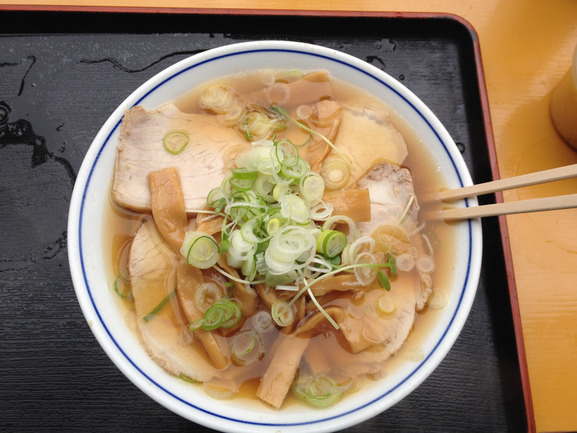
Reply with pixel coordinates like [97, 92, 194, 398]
[2, 1, 577, 432]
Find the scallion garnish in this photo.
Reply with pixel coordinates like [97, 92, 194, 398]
[188, 298, 242, 332]
[181, 128, 399, 332]
[178, 373, 198, 384]
[163, 130, 189, 154]
[230, 329, 265, 366]
[180, 231, 221, 269]
[316, 229, 347, 259]
[194, 282, 225, 313]
[113, 274, 131, 299]
[143, 290, 176, 322]
[291, 374, 352, 408]
[271, 299, 296, 328]
[320, 158, 351, 190]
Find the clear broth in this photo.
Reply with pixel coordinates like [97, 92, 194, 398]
[103, 69, 457, 408]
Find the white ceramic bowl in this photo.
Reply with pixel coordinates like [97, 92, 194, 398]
[68, 40, 482, 433]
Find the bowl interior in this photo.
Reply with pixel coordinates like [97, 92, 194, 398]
[68, 41, 482, 433]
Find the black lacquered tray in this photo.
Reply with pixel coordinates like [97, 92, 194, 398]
[0, 9, 528, 433]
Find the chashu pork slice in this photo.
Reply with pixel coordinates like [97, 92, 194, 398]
[358, 161, 419, 231]
[330, 102, 408, 186]
[129, 218, 218, 382]
[306, 282, 418, 379]
[113, 103, 251, 212]
[332, 276, 418, 356]
[358, 161, 432, 309]
[311, 162, 432, 376]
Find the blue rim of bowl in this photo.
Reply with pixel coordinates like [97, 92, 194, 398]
[74, 43, 478, 430]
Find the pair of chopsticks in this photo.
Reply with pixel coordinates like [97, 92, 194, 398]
[433, 163, 577, 221]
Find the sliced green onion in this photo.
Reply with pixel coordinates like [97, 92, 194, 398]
[228, 229, 257, 261]
[178, 373, 198, 384]
[416, 254, 435, 274]
[395, 253, 415, 272]
[320, 158, 351, 190]
[240, 216, 267, 244]
[230, 168, 258, 191]
[194, 282, 225, 313]
[232, 167, 259, 180]
[300, 172, 325, 205]
[307, 256, 335, 277]
[251, 311, 274, 334]
[322, 215, 357, 242]
[278, 70, 305, 82]
[253, 174, 276, 202]
[236, 140, 273, 169]
[353, 251, 378, 286]
[376, 294, 396, 315]
[163, 130, 189, 154]
[206, 187, 227, 211]
[190, 298, 242, 332]
[231, 329, 265, 366]
[265, 248, 295, 274]
[242, 107, 286, 140]
[271, 299, 295, 327]
[113, 274, 131, 299]
[219, 225, 232, 252]
[220, 173, 234, 195]
[291, 374, 351, 408]
[280, 157, 310, 180]
[198, 82, 237, 115]
[272, 183, 292, 201]
[203, 300, 231, 330]
[266, 217, 281, 236]
[188, 318, 205, 331]
[279, 194, 309, 223]
[344, 235, 375, 265]
[274, 139, 299, 165]
[181, 231, 221, 269]
[143, 290, 176, 322]
[309, 201, 334, 221]
[225, 249, 242, 269]
[218, 299, 242, 328]
[203, 383, 236, 400]
[241, 255, 257, 281]
[266, 225, 316, 273]
[316, 229, 347, 258]
[230, 177, 255, 191]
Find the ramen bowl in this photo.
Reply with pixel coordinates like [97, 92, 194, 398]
[68, 40, 482, 433]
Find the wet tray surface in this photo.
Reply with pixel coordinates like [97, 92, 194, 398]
[0, 9, 527, 433]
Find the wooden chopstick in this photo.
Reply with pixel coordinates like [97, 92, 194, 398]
[440, 193, 577, 221]
[426, 164, 577, 221]
[437, 163, 577, 201]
